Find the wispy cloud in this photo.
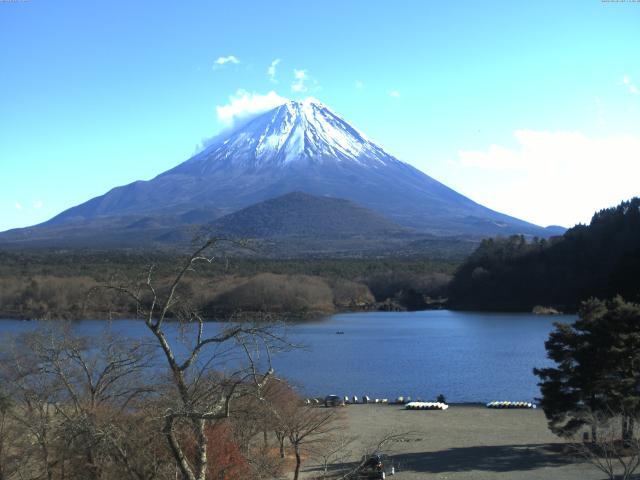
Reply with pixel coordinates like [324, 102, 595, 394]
[216, 89, 288, 128]
[389, 90, 400, 98]
[355, 80, 363, 89]
[290, 68, 321, 94]
[33, 200, 43, 209]
[15, 202, 22, 210]
[454, 130, 640, 226]
[268, 59, 281, 82]
[213, 55, 240, 69]
[621, 75, 639, 95]
[292, 69, 308, 92]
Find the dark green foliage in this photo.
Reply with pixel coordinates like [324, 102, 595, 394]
[534, 297, 640, 439]
[448, 198, 640, 311]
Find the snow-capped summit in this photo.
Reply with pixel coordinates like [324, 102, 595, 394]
[176, 99, 402, 174]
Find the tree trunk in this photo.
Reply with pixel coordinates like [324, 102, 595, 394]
[87, 449, 100, 480]
[293, 444, 301, 480]
[621, 415, 634, 446]
[276, 432, 285, 458]
[194, 419, 208, 480]
[164, 417, 196, 480]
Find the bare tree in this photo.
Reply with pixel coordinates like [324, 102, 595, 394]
[257, 378, 299, 460]
[0, 325, 166, 480]
[309, 432, 358, 479]
[0, 333, 65, 480]
[0, 239, 292, 480]
[100, 239, 289, 480]
[0, 388, 20, 480]
[0, 391, 7, 480]
[571, 408, 640, 480]
[284, 404, 341, 480]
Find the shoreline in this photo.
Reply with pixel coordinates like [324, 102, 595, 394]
[0, 304, 573, 322]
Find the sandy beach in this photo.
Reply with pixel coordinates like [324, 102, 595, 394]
[301, 404, 604, 480]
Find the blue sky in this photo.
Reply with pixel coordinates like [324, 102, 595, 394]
[1, 0, 639, 231]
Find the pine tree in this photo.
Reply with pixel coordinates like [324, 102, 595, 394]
[534, 297, 640, 441]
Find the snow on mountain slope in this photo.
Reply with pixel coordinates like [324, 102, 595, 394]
[175, 99, 400, 174]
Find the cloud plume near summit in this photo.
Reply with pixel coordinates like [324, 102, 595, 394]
[216, 90, 288, 128]
[194, 90, 289, 153]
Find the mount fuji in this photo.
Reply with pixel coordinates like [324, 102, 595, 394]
[1, 99, 560, 252]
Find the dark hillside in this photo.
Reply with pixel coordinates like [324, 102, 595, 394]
[210, 192, 404, 238]
[448, 197, 640, 311]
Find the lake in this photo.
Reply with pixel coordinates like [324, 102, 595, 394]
[0, 310, 572, 403]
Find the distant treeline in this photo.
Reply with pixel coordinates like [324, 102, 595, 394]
[448, 198, 640, 312]
[0, 252, 455, 320]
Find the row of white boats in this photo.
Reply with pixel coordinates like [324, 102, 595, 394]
[486, 401, 536, 409]
[405, 401, 449, 410]
[306, 396, 537, 409]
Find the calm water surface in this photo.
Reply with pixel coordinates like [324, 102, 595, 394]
[0, 310, 573, 403]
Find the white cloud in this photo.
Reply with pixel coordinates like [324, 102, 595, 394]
[267, 59, 281, 82]
[292, 69, 308, 92]
[15, 202, 22, 210]
[355, 80, 363, 89]
[289, 68, 321, 94]
[33, 200, 43, 209]
[452, 130, 640, 227]
[213, 55, 240, 69]
[621, 75, 639, 95]
[389, 90, 400, 98]
[216, 89, 288, 128]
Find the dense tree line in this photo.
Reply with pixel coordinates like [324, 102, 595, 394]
[448, 198, 640, 311]
[0, 273, 374, 320]
[0, 250, 457, 284]
[0, 250, 454, 319]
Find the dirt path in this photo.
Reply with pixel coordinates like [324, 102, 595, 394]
[301, 404, 604, 480]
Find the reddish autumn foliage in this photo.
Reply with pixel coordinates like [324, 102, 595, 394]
[205, 422, 253, 480]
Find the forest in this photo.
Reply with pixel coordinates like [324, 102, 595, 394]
[448, 198, 640, 312]
[0, 251, 454, 320]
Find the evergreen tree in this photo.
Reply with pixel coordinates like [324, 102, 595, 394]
[534, 297, 640, 441]
[449, 197, 640, 311]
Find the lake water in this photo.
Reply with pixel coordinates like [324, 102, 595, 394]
[0, 310, 572, 403]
